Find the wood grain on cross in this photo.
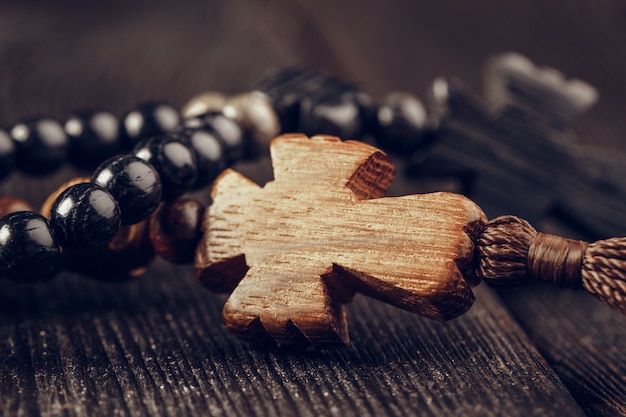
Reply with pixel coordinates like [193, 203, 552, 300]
[196, 134, 486, 348]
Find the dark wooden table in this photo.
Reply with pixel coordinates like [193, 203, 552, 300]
[0, 1, 625, 416]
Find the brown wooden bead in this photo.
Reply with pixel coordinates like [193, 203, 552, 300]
[63, 220, 155, 281]
[0, 197, 34, 218]
[149, 198, 205, 264]
[40, 176, 91, 218]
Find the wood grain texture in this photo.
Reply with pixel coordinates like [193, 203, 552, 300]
[499, 285, 626, 417]
[197, 134, 486, 347]
[0, 267, 585, 417]
[0, 0, 624, 415]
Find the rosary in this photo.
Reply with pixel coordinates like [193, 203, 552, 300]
[1, 53, 624, 349]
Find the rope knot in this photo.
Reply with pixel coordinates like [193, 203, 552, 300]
[474, 215, 626, 315]
[475, 215, 535, 287]
[527, 233, 587, 289]
[475, 215, 586, 289]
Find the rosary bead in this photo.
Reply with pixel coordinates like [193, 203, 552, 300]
[92, 155, 162, 225]
[374, 92, 430, 154]
[0, 211, 60, 282]
[10, 117, 69, 175]
[49, 183, 121, 250]
[0, 129, 16, 180]
[62, 220, 154, 281]
[122, 101, 181, 149]
[181, 91, 227, 120]
[258, 68, 374, 140]
[149, 198, 204, 264]
[256, 67, 326, 132]
[40, 177, 91, 219]
[134, 136, 198, 200]
[176, 128, 226, 190]
[299, 79, 375, 140]
[106, 220, 154, 278]
[184, 112, 245, 163]
[223, 92, 281, 151]
[65, 110, 123, 169]
[0, 197, 34, 218]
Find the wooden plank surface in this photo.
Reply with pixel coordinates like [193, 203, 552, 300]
[0, 0, 624, 416]
[0, 265, 583, 417]
[499, 286, 626, 417]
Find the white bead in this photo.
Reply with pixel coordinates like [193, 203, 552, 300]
[224, 91, 281, 149]
[181, 92, 228, 119]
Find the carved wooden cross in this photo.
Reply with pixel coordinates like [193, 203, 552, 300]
[196, 134, 486, 348]
[412, 52, 626, 240]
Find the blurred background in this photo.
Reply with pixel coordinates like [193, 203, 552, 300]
[1, 0, 624, 148]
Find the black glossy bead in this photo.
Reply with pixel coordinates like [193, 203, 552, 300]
[134, 135, 198, 200]
[65, 110, 123, 169]
[0, 211, 60, 282]
[176, 127, 226, 189]
[374, 92, 430, 154]
[0, 129, 16, 181]
[10, 117, 69, 175]
[122, 101, 181, 149]
[256, 67, 326, 132]
[92, 155, 162, 225]
[299, 79, 375, 140]
[257, 68, 375, 140]
[184, 112, 245, 163]
[49, 183, 121, 250]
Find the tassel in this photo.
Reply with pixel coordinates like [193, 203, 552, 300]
[475, 215, 626, 314]
[582, 238, 626, 314]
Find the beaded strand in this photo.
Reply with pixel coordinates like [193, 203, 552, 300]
[0, 101, 255, 283]
[1, 67, 416, 284]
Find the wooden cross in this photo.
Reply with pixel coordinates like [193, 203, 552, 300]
[195, 134, 486, 348]
[411, 52, 626, 240]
